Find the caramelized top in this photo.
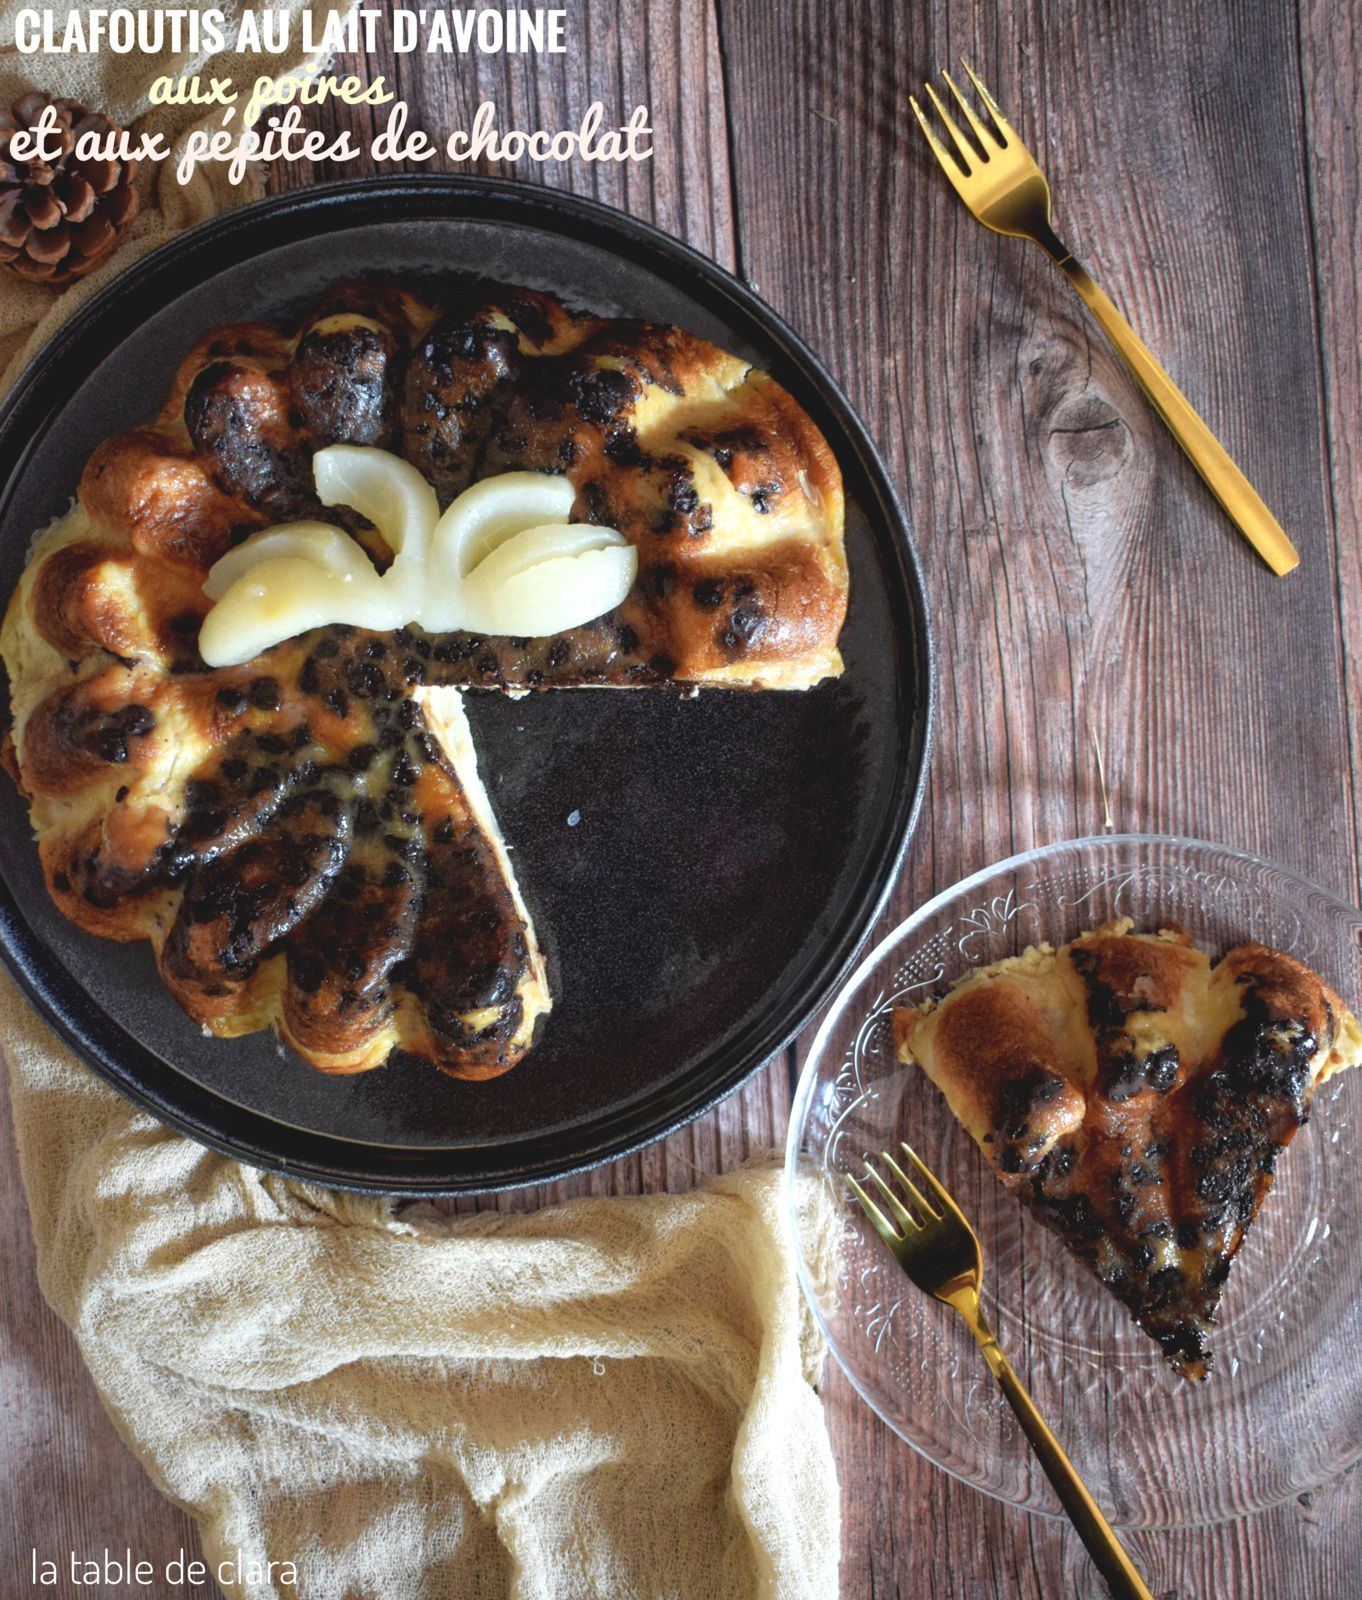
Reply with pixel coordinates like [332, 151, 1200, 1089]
[73, 279, 846, 690]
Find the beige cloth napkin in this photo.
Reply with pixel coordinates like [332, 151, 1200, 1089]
[3, 978, 839, 1600]
[0, 10, 842, 1597]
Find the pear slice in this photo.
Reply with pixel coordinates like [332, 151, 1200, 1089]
[203, 522, 378, 601]
[313, 445, 439, 558]
[197, 451, 637, 666]
[198, 555, 397, 668]
[456, 524, 637, 637]
[422, 472, 635, 635]
[314, 445, 439, 618]
[432, 472, 576, 576]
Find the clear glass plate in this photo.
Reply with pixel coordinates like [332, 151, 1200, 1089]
[785, 834, 1362, 1529]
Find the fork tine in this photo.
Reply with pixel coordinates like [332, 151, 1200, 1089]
[958, 59, 1018, 147]
[880, 1149, 941, 1220]
[922, 82, 977, 173]
[909, 95, 970, 189]
[862, 1162, 921, 1232]
[898, 1142, 966, 1221]
[940, 69, 996, 153]
[846, 1172, 903, 1242]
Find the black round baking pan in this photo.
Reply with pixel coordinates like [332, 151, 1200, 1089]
[0, 175, 933, 1192]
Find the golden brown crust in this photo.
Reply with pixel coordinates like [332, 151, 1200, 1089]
[4, 278, 846, 1081]
[895, 980, 1086, 1173]
[896, 923, 1362, 1378]
[80, 430, 259, 568]
[10, 626, 546, 1077]
[1067, 924, 1199, 1014]
[185, 283, 847, 685]
[1219, 941, 1342, 1044]
[30, 537, 212, 663]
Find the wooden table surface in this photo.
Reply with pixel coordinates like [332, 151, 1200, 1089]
[4, 1, 1361, 1594]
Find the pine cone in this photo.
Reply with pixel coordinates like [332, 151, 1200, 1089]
[0, 91, 139, 287]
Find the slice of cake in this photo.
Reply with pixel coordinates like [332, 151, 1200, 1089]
[894, 921, 1362, 1378]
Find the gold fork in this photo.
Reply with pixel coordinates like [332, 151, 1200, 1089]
[911, 62, 1299, 577]
[849, 1144, 1155, 1600]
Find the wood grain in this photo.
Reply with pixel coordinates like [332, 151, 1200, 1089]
[710, 1, 1362, 1593]
[4, 0, 1362, 1594]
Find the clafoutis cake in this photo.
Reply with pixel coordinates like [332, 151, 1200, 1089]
[2, 281, 848, 1081]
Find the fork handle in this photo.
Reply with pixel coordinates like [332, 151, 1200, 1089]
[967, 1313, 1155, 1600]
[1052, 255, 1299, 577]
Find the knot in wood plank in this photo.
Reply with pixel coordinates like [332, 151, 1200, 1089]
[1045, 393, 1132, 489]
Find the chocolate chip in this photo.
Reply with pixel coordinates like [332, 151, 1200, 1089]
[290, 951, 326, 993]
[667, 473, 699, 515]
[730, 603, 763, 642]
[604, 428, 644, 467]
[344, 660, 385, 699]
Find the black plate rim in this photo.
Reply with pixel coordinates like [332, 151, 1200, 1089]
[0, 174, 935, 1193]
